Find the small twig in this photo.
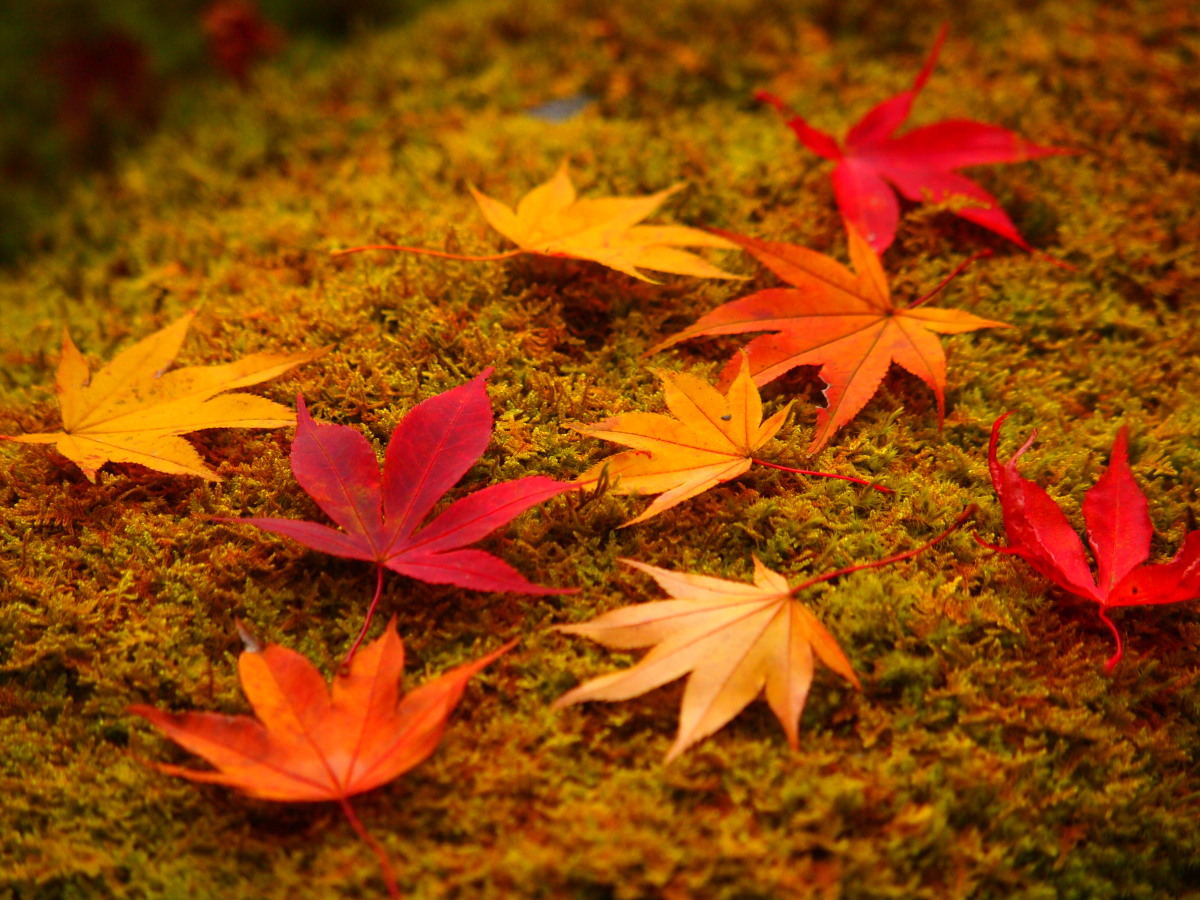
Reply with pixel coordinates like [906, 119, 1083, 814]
[908, 250, 992, 309]
[789, 505, 976, 596]
[1033, 248, 1078, 272]
[752, 458, 893, 494]
[332, 244, 523, 262]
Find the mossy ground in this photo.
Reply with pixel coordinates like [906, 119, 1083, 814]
[2, 0, 1199, 897]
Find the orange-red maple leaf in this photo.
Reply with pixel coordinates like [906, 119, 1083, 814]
[129, 619, 512, 802]
[130, 620, 513, 897]
[648, 226, 1006, 453]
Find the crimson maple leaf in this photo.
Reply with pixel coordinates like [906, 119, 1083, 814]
[982, 413, 1200, 670]
[225, 369, 575, 657]
[758, 25, 1071, 253]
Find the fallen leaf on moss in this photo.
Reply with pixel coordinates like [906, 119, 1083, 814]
[336, 163, 743, 282]
[225, 369, 575, 659]
[130, 618, 514, 898]
[648, 225, 1006, 453]
[2, 310, 317, 481]
[758, 25, 1071, 253]
[574, 353, 889, 527]
[981, 413, 1200, 670]
[554, 508, 972, 761]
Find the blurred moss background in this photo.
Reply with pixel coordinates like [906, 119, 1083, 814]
[0, 0, 446, 264]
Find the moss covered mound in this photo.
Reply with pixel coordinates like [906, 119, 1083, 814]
[2, 0, 1199, 897]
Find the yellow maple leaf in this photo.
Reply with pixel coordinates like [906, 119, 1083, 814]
[3, 311, 318, 482]
[334, 164, 743, 283]
[573, 355, 886, 527]
[573, 355, 792, 526]
[554, 557, 860, 762]
[467, 164, 743, 282]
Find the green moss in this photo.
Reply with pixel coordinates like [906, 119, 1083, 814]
[2, 0, 1200, 897]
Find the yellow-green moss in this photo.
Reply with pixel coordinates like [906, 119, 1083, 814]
[2, 0, 1200, 897]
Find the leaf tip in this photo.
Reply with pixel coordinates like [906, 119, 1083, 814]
[1111, 424, 1131, 459]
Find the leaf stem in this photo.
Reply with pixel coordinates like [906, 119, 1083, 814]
[751, 458, 893, 494]
[908, 250, 992, 309]
[331, 244, 524, 262]
[1033, 248, 1077, 272]
[344, 565, 386, 669]
[789, 505, 976, 596]
[337, 796, 400, 900]
[1098, 608, 1125, 673]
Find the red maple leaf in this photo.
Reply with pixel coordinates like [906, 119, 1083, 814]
[226, 369, 575, 657]
[202, 0, 284, 85]
[982, 412, 1200, 670]
[757, 25, 1071, 253]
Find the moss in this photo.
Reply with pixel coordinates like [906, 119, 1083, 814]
[2, 0, 1200, 897]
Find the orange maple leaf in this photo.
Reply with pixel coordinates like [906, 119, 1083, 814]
[554, 509, 973, 761]
[2, 311, 317, 481]
[130, 619, 514, 896]
[648, 226, 1007, 452]
[335, 163, 743, 282]
[573, 354, 888, 526]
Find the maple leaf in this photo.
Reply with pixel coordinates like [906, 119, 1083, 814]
[335, 163, 742, 283]
[2, 311, 317, 482]
[202, 0, 284, 85]
[554, 509, 973, 761]
[130, 618, 514, 898]
[226, 369, 575, 657]
[573, 354, 888, 527]
[758, 25, 1071, 253]
[647, 225, 1007, 453]
[982, 413, 1200, 670]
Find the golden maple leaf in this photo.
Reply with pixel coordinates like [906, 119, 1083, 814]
[334, 164, 742, 282]
[573, 355, 886, 527]
[648, 225, 1007, 452]
[573, 355, 793, 526]
[468, 164, 744, 282]
[3, 311, 317, 481]
[554, 557, 860, 762]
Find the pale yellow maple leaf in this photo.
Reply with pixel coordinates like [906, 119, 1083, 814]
[554, 508, 975, 761]
[3, 311, 318, 481]
[467, 163, 743, 282]
[554, 556, 860, 762]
